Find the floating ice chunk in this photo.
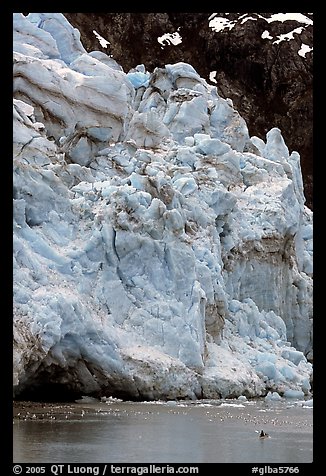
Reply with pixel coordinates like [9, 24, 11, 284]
[265, 391, 282, 401]
[237, 395, 247, 402]
[283, 389, 305, 399]
[220, 402, 245, 408]
[302, 398, 313, 407]
[75, 395, 99, 404]
[101, 396, 123, 403]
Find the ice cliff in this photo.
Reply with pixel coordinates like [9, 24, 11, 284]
[13, 13, 313, 400]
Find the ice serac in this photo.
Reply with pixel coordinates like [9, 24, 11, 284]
[13, 13, 313, 401]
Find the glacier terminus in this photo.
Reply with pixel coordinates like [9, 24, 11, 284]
[13, 13, 313, 401]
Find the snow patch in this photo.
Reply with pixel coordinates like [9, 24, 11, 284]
[209, 17, 236, 32]
[261, 30, 273, 40]
[209, 71, 217, 84]
[298, 43, 313, 57]
[266, 13, 313, 26]
[158, 31, 182, 47]
[93, 30, 110, 49]
[273, 27, 304, 45]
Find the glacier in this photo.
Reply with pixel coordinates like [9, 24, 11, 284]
[13, 13, 313, 401]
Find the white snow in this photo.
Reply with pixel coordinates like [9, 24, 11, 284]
[298, 43, 313, 57]
[273, 27, 304, 44]
[208, 13, 313, 32]
[261, 30, 273, 40]
[93, 30, 110, 49]
[208, 13, 312, 51]
[13, 13, 313, 401]
[240, 16, 257, 24]
[158, 31, 182, 47]
[266, 13, 313, 26]
[209, 71, 217, 84]
[209, 17, 236, 32]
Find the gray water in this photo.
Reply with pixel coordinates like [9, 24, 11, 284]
[13, 398, 313, 463]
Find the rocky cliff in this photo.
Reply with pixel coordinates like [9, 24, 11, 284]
[13, 13, 313, 401]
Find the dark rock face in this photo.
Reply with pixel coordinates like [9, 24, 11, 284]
[64, 12, 313, 209]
